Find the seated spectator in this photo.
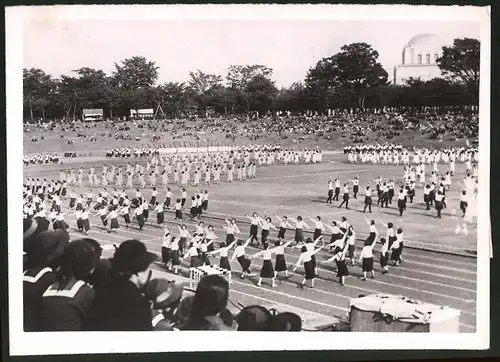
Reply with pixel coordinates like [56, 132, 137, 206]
[84, 239, 156, 331]
[23, 230, 65, 331]
[236, 305, 303, 331]
[144, 278, 184, 331]
[181, 275, 237, 331]
[38, 239, 96, 331]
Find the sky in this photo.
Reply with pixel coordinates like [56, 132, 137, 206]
[22, 9, 481, 88]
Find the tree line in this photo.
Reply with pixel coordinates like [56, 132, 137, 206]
[23, 37, 480, 121]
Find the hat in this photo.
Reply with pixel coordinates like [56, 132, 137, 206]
[112, 239, 156, 274]
[236, 305, 273, 331]
[29, 229, 70, 263]
[145, 278, 184, 310]
[267, 312, 302, 331]
[62, 239, 96, 275]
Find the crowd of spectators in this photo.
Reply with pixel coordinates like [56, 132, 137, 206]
[23, 219, 303, 332]
[23, 105, 478, 152]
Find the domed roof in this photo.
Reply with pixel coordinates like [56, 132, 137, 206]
[405, 33, 446, 48]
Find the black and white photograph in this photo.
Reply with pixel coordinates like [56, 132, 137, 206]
[6, 4, 490, 355]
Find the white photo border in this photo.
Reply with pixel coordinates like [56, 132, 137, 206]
[6, 4, 491, 356]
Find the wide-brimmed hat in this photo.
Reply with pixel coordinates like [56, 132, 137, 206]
[145, 278, 183, 310]
[112, 239, 156, 274]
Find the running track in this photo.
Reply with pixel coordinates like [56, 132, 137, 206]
[61, 203, 477, 333]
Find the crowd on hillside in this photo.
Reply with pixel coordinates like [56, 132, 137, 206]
[23, 105, 478, 151]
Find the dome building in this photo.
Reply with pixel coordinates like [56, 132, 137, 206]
[393, 33, 448, 85]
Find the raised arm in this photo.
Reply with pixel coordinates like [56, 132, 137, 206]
[287, 217, 297, 224]
[302, 221, 311, 229]
[243, 237, 252, 248]
[293, 254, 304, 270]
[313, 236, 323, 247]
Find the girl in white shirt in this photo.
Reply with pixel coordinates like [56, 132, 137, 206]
[169, 237, 181, 274]
[288, 216, 310, 245]
[309, 216, 325, 241]
[303, 236, 323, 276]
[105, 209, 120, 232]
[134, 204, 145, 231]
[273, 239, 293, 279]
[209, 240, 237, 284]
[382, 222, 396, 249]
[258, 216, 277, 245]
[345, 226, 357, 266]
[183, 237, 203, 268]
[325, 242, 349, 286]
[359, 233, 378, 280]
[275, 214, 292, 241]
[379, 237, 389, 274]
[168, 198, 180, 221]
[251, 243, 277, 287]
[325, 221, 344, 251]
[149, 187, 158, 206]
[293, 241, 324, 288]
[390, 228, 404, 266]
[364, 218, 379, 246]
[231, 237, 253, 279]
[245, 212, 260, 246]
[204, 225, 218, 252]
[222, 218, 240, 245]
[178, 225, 191, 253]
[338, 183, 350, 209]
[152, 201, 165, 226]
[189, 196, 197, 220]
[119, 204, 131, 227]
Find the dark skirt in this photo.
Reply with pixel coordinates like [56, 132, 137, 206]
[261, 229, 270, 243]
[275, 254, 286, 271]
[82, 219, 90, 231]
[190, 256, 202, 268]
[435, 200, 443, 211]
[397, 199, 406, 209]
[201, 252, 211, 265]
[391, 248, 401, 261]
[197, 205, 203, 216]
[101, 215, 108, 227]
[179, 237, 187, 252]
[171, 250, 180, 265]
[310, 254, 317, 269]
[389, 189, 394, 198]
[343, 193, 349, 201]
[220, 256, 231, 271]
[365, 196, 372, 205]
[380, 252, 389, 267]
[143, 209, 149, 220]
[136, 214, 145, 228]
[278, 227, 286, 239]
[330, 233, 342, 243]
[150, 196, 156, 205]
[237, 255, 251, 272]
[76, 218, 84, 230]
[295, 229, 304, 243]
[250, 224, 258, 238]
[313, 229, 322, 240]
[123, 213, 131, 224]
[157, 212, 164, 225]
[388, 235, 397, 248]
[202, 200, 208, 211]
[348, 244, 355, 259]
[110, 218, 119, 229]
[162, 247, 171, 264]
[190, 207, 197, 217]
[175, 210, 182, 219]
[226, 234, 235, 244]
[336, 260, 349, 277]
[362, 257, 374, 272]
[69, 198, 76, 208]
[260, 259, 274, 278]
[304, 260, 316, 280]
[76, 203, 83, 211]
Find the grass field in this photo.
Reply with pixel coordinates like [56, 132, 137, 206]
[22, 143, 478, 332]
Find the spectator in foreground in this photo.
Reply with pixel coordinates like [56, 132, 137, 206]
[38, 239, 96, 331]
[182, 275, 237, 331]
[84, 239, 156, 331]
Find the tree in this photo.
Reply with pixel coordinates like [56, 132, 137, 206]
[306, 43, 388, 109]
[23, 68, 56, 121]
[188, 70, 223, 95]
[226, 65, 274, 113]
[245, 74, 278, 114]
[437, 38, 480, 103]
[112, 56, 159, 91]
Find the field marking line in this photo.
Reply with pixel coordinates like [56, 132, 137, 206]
[76, 231, 476, 316]
[66, 214, 477, 283]
[65, 215, 476, 287]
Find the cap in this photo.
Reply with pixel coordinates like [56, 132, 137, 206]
[112, 239, 156, 274]
[30, 229, 70, 263]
